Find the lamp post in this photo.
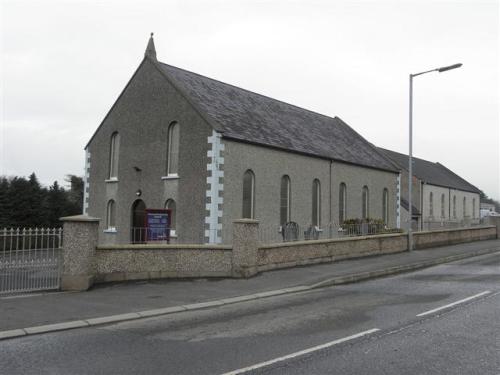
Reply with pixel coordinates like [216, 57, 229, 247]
[408, 63, 462, 251]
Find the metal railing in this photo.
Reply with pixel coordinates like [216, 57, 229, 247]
[0, 227, 63, 295]
[420, 218, 483, 232]
[130, 227, 222, 245]
[259, 222, 402, 245]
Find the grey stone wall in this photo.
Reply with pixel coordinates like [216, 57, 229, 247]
[86, 58, 212, 245]
[413, 226, 496, 249]
[221, 140, 399, 243]
[95, 244, 232, 282]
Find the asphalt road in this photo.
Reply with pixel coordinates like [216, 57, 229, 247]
[1, 252, 499, 375]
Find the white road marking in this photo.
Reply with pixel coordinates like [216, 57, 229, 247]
[416, 291, 491, 317]
[220, 328, 380, 375]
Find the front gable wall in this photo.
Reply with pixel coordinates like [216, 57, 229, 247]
[87, 59, 212, 244]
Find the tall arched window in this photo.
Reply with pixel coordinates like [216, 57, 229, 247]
[441, 194, 445, 218]
[382, 188, 389, 224]
[453, 195, 457, 218]
[339, 183, 347, 224]
[429, 192, 434, 217]
[106, 199, 116, 230]
[463, 197, 467, 217]
[242, 170, 255, 219]
[280, 175, 291, 225]
[167, 122, 180, 175]
[362, 186, 369, 219]
[312, 179, 321, 227]
[472, 198, 476, 218]
[108, 132, 120, 179]
[165, 199, 176, 231]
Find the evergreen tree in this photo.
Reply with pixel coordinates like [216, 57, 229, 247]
[0, 177, 11, 227]
[45, 181, 66, 227]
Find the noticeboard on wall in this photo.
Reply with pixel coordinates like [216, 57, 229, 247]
[145, 209, 171, 242]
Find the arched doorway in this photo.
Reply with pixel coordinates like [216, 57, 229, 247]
[131, 199, 146, 243]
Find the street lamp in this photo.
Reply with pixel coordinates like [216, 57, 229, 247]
[408, 63, 462, 251]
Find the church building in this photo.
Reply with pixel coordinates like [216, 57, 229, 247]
[83, 35, 401, 245]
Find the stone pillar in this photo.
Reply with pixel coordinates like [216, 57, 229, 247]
[232, 219, 259, 278]
[60, 215, 100, 291]
[487, 216, 500, 239]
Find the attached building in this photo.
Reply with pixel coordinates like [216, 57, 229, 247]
[378, 148, 481, 230]
[84, 35, 401, 245]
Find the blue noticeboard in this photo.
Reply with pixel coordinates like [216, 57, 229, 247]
[145, 209, 171, 242]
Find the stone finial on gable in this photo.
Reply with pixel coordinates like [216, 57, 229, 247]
[145, 32, 157, 61]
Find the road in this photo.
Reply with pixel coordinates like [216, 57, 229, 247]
[1, 252, 499, 375]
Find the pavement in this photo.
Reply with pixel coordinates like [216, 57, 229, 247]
[1, 238, 499, 340]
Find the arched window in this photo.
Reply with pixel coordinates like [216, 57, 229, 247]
[463, 197, 467, 217]
[453, 196, 457, 218]
[280, 175, 291, 225]
[165, 199, 176, 230]
[312, 179, 321, 227]
[362, 186, 369, 219]
[441, 194, 445, 218]
[106, 199, 116, 229]
[472, 198, 476, 218]
[108, 132, 120, 179]
[339, 183, 347, 224]
[167, 122, 180, 175]
[382, 188, 389, 224]
[339, 182, 347, 224]
[429, 192, 434, 217]
[242, 170, 255, 219]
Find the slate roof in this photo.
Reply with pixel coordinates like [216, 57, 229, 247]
[158, 62, 398, 173]
[378, 148, 480, 194]
[400, 198, 420, 215]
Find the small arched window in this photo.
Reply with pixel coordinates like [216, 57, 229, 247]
[441, 194, 445, 218]
[280, 175, 291, 225]
[108, 132, 120, 179]
[382, 188, 389, 224]
[242, 170, 255, 219]
[453, 195, 457, 218]
[339, 183, 347, 224]
[165, 199, 176, 230]
[312, 179, 321, 227]
[362, 186, 369, 219]
[106, 199, 116, 229]
[463, 197, 467, 217]
[167, 122, 180, 175]
[429, 192, 434, 217]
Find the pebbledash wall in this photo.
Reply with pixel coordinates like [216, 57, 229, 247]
[60, 216, 500, 290]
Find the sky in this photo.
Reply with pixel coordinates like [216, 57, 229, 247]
[1, 0, 499, 199]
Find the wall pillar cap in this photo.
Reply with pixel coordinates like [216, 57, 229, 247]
[60, 214, 100, 223]
[233, 219, 260, 224]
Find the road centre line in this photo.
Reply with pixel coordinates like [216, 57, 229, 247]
[220, 328, 380, 375]
[416, 291, 491, 317]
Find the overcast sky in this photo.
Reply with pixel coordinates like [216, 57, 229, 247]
[1, 0, 499, 199]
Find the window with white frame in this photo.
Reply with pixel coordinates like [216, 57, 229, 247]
[362, 186, 369, 219]
[339, 183, 347, 224]
[280, 175, 291, 225]
[106, 199, 116, 230]
[166, 122, 180, 176]
[453, 195, 457, 218]
[472, 198, 476, 218]
[108, 132, 120, 179]
[242, 170, 255, 219]
[463, 197, 467, 217]
[312, 179, 321, 227]
[429, 192, 434, 217]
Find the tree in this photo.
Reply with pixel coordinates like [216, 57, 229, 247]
[65, 174, 84, 214]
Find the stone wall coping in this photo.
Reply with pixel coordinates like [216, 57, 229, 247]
[233, 219, 260, 224]
[413, 225, 495, 236]
[259, 232, 406, 250]
[60, 215, 100, 223]
[96, 244, 232, 251]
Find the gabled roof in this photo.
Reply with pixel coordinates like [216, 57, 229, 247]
[157, 62, 398, 173]
[378, 148, 480, 194]
[400, 198, 420, 215]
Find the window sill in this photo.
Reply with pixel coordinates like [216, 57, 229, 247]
[105, 178, 119, 183]
[161, 175, 179, 180]
[103, 228, 117, 233]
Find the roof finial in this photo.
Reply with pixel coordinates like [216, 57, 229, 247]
[145, 32, 157, 61]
